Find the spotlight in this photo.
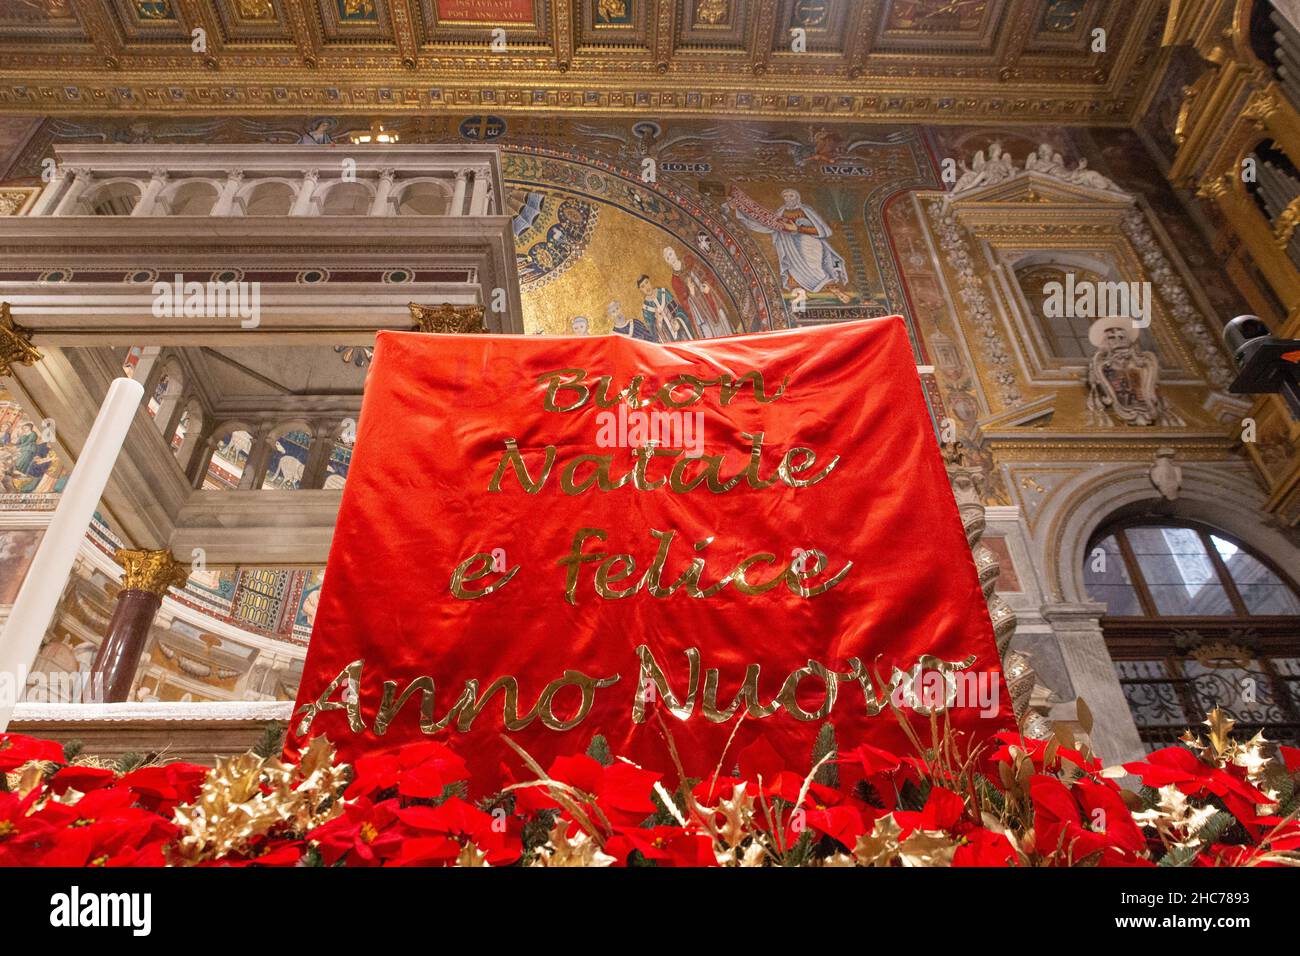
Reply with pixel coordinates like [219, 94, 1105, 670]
[1224, 315, 1300, 418]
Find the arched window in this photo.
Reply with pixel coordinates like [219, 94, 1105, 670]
[1084, 518, 1300, 748]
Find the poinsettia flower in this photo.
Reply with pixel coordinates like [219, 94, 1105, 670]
[838, 743, 904, 776]
[800, 803, 868, 849]
[606, 826, 717, 867]
[953, 827, 1017, 867]
[1123, 746, 1271, 829]
[33, 802, 178, 868]
[893, 787, 969, 839]
[47, 765, 118, 796]
[1029, 776, 1148, 865]
[348, 741, 469, 801]
[0, 733, 64, 772]
[1071, 779, 1146, 854]
[520, 754, 662, 828]
[310, 797, 406, 866]
[987, 732, 1101, 775]
[394, 796, 521, 865]
[32, 785, 136, 828]
[204, 838, 306, 868]
[118, 762, 208, 815]
[0, 790, 56, 866]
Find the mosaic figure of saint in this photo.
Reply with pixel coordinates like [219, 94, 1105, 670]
[636, 275, 692, 341]
[727, 187, 853, 303]
[609, 300, 655, 342]
[662, 246, 733, 338]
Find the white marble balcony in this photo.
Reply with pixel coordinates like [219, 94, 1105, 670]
[29, 143, 499, 218]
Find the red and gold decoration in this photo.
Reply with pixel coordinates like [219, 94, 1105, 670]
[2, 707, 1298, 867]
[288, 317, 1013, 782]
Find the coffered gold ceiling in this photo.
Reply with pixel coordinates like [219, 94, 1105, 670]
[0, 1, 1167, 124]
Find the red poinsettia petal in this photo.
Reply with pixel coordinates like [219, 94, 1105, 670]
[954, 828, 1017, 867]
[919, 787, 966, 832]
[47, 766, 118, 795]
[1280, 746, 1300, 775]
[0, 733, 65, 772]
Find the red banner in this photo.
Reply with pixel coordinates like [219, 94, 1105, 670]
[288, 317, 1012, 782]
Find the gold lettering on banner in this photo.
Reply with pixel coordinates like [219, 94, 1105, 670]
[488, 432, 839, 496]
[450, 552, 519, 598]
[488, 438, 555, 493]
[296, 652, 983, 740]
[294, 659, 366, 736]
[556, 527, 852, 605]
[536, 367, 788, 413]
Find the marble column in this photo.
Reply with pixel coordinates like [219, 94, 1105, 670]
[29, 169, 67, 216]
[451, 168, 469, 215]
[370, 168, 396, 216]
[132, 168, 169, 216]
[290, 169, 320, 216]
[469, 167, 489, 215]
[51, 167, 93, 215]
[211, 169, 244, 216]
[89, 550, 188, 703]
[1041, 601, 1147, 765]
[301, 421, 336, 489]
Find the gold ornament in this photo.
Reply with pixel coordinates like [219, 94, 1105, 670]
[173, 737, 347, 864]
[408, 302, 487, 334]
[113, 548, 189, 597]
[0, 302, 42, 378]
[529, 820, 616, 867]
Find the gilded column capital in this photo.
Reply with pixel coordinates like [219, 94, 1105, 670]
[1274, 196, 1300, 248]
[408, 301, 486, 334]
[0, 302, 42, 376]
[1195, 172, 1230, 201]
[1243, 88, 1281, 126]
[113, 547, 189, 597]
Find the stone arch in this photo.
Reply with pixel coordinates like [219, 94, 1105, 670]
[203, 420, 259, 490]
[159, 178, 220, 216]
[1038, 461, 1300, 608]
[81, 178, 142, 215]
[233, 178, 298, 216]
[392, 177, 453, 215]
[313, 179, 375, 216]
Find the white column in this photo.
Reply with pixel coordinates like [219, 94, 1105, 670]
[291, 169, 320, 216]
[469, 167, 489, 216]
[211, 169, 244, 216]
[452, 168, 469, 215]
[0, 377, 144, 730]
[52, 167, 93, 216]
[29, 170, 68, 216]
[370, 168, 396, 216]
[132, 167, 169, 216]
